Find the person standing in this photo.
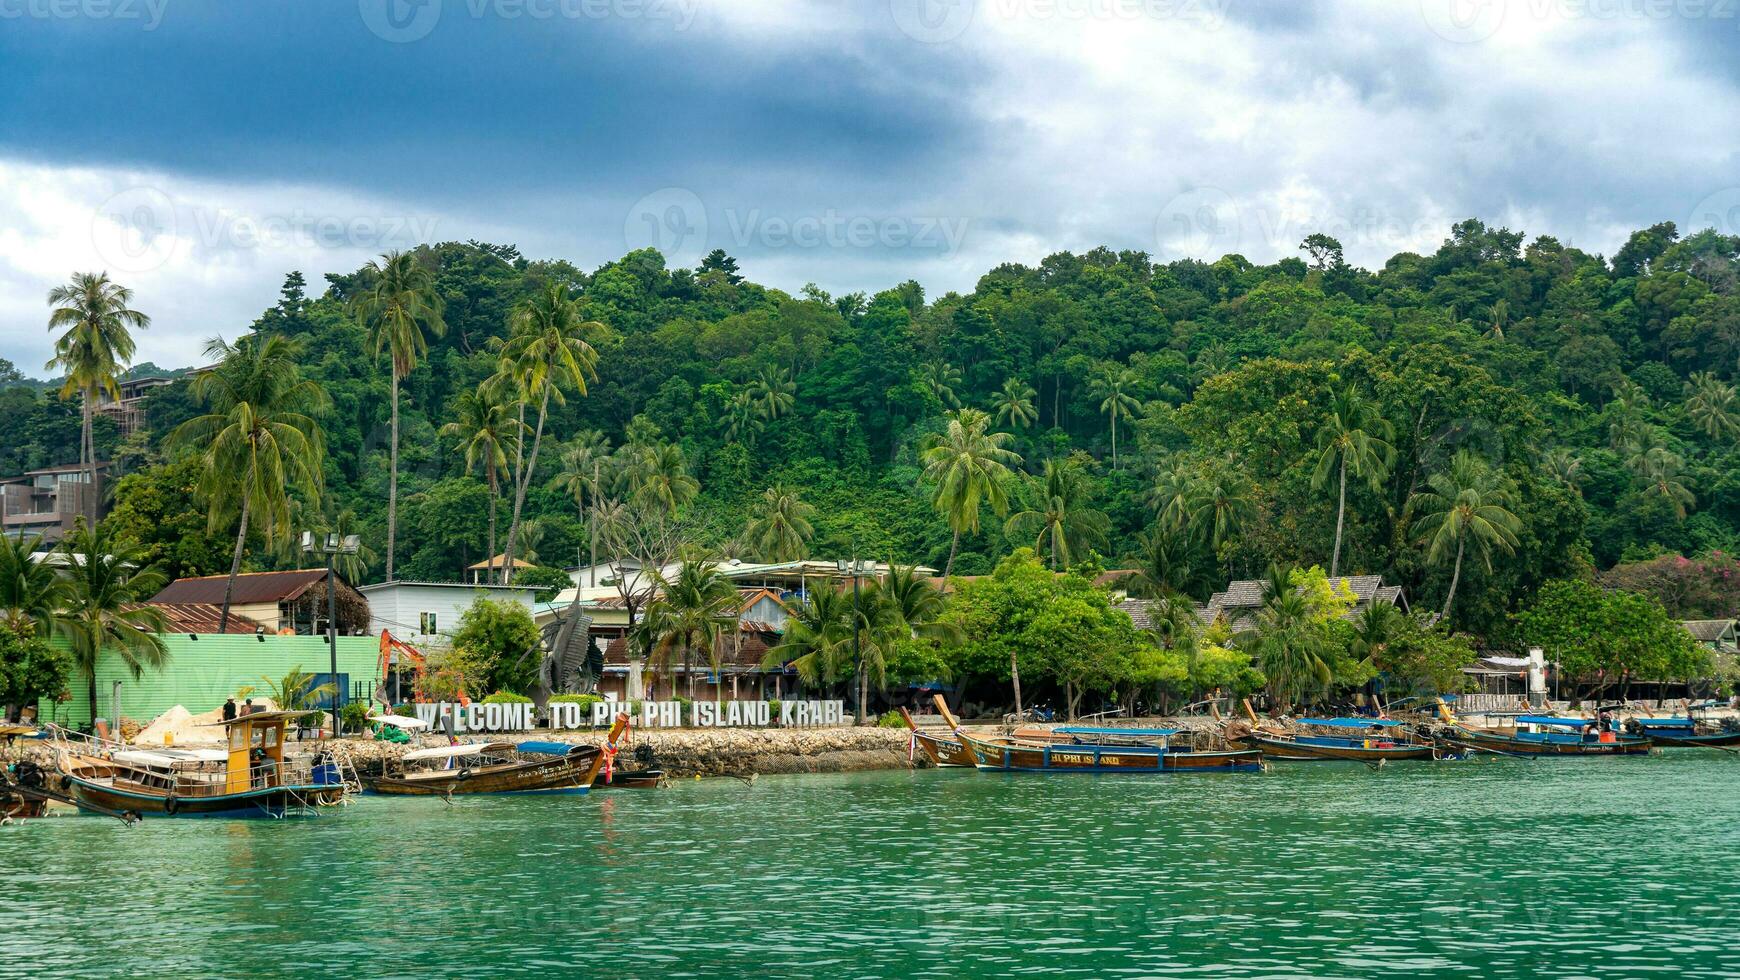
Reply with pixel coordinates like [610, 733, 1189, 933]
[222, 698, 238, 723]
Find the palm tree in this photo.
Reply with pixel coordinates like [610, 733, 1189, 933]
[259, 668, 337, 723]
[0, 533, 66, 634]
[1147, 455, 1197, 531]
[1189, 346, 1236, 391]
[749, 367, 796, 420]
[1408, 450, 1523, 622]
[169, 335, 328, 633]
[1349, 602, 1403, 671]
[647, 559, 741, 699]
[919, 408, 1023, 580]
[1635, 445, 1696, 519]
[1248, 566, 1331, 710]
[1185, 457, 1257, 574]
[46, 272, 149, 525]
[352, 250, 446, 582]
[718, 389, 764, 447]
[744, 485, 816, 562]
[59, 526, 169, 729]
[991, 377, 1038, 431]
[1605, 382, 1651, 455]
[1131, 524, 1201, 600]
[624, 442, 698, 517]
[1684, 371, 1740, 442]
[548, 430, 611, 580]
[1540, 447, 1583, 491]
[442, 386, 526, 577]
[497, 281, 602, 582]
[763, 584, 854, 697]
[1311, 385, 1395, 577]
[1088, 367, 1141, 467]
[1003, 458, 1109, 569]
[1484, 299, 1510, 340]
[919, 361, 963, 409]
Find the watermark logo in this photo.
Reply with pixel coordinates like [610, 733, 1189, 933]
[625, 187, 708, 254]
[1155, 187, 1239, 260]
[1688, 187, 1740, 239]
[0, 0, 169, 29]
[891, 0, 977, 42]
[91, 186, 179, 274]
[359, 0, 442, 42]
[1418, 0, 1506, 43]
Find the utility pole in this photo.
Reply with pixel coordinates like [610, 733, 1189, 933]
[304, 532, 360, 737]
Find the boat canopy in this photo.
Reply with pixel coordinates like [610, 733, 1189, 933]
[516, 740, 582, 756]
[1515, 715, 1591, 728]
[1300, 717, 1403, 729]
[113, 748, 228, 767]
[370, 713, 431, 731]
[402, 742, 510, 762]
[1635, 718, 1697, 729]
[1055, 726, 1180, 737]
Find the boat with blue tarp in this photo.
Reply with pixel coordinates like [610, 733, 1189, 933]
[955, 723, 1264, 774]
[1437, 714, 1652, 756]
[1624, 715, 1740, 748]
[365, 715, 629, 796]
[1247, 717, 1443, 762]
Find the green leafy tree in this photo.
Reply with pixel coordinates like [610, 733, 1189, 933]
[46, 272, 149, 525]
[1003, 457, 1109, 569]
[1683, 371, 1740, 442]
[352, 250, 446, 582]
[442, 386, 526, 575]
[1310, 384, 1394, 577]
[990, 377, 1038, 430]
[1514, 578, 1711, 699]
[1245, 566, 1332, 709]
[59, 526, 169, 726]
[548, 430, 612, 578]
[764, 584, 854, 696]
[0, 620, 73, 719]
[1408, 450, 1522, 623]
[646, 558, 741, 699]
[0, 533, 66, 635]
[749, 366, 796, 420]
[744, 485, 816, 562]
[920, 408, 1023, 580]
[1088, 367, 1141, 468]
[447, 595, 544, 695]
[918, 361, 963, 409]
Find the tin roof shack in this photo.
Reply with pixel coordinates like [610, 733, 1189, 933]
[151, 570, 369, 636]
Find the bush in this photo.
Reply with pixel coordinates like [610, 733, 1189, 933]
[875, 709, 905, 728]
[340, 701, 371, 732]
[481, 691, 533, 704]
[672, 694, 693, 724]
[548, 693, 604, 707]
[766, 699, 781, 725]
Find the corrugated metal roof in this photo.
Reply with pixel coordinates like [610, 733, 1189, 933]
[151, 569, 333, 605]
[124, 602, 265, 635]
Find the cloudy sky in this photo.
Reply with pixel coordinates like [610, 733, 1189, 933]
[3, 0, 1737, 372]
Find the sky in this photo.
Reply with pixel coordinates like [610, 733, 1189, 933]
[2, 0, 1738, 372]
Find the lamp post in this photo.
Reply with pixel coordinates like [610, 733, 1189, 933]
[303, 531, 361, 737]
[838, 544, 870, 725]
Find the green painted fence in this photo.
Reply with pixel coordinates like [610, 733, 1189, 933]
[39, 634, 383, 729]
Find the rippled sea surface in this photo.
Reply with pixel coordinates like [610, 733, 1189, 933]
[3, 755, 1737, 979]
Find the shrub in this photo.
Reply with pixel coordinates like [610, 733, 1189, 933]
[876, 709, 905, 728]
[481, 691, 533, 704]
[340, 701, 371, 732]
[766, 699, 782, 725]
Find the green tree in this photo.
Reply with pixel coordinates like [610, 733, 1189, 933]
[0, 620, 73, 719]
[441, 386, 525, 575]
[1514, 578, 1710, 699]
[1408, 450, 1522, 623]
[169, 335, 328, 632]
[749, 366, 796, 420]
[1683, 371, 1740, 442]
[1246, 566, 1332, 709]
[352, 250, 446, 582]
[990, 377, 1038, 430]
[46, 272, 149, 525]
[1310, 384, 1394, 577]
[59, 526, 169, 727]
[1185, 457, 1257, 573]
[1088, 367, 1141, 468]
[918, 361, 963, 409]
[0, 533, 66, 635]
[1003, 457, 1109, 569]
[764, 584, 854, 696]
[548, 430, 612, 578]
[647, 558, 741, 699]
[447, 595, 544, 695]
[744, 485, 816, 562]
[920, 408, 1023, 580]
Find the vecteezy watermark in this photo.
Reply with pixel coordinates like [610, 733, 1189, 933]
[1688, 187, 1740, 239]
[359, 0, 700, 43]
[1420, 0, 1739, 43]
[624, 188, 970, 257]
[1155, 186, 1444, 262]
[0, 0, 169, 28]
[891, 0, 1229, 44]
[90, 186, 442, 274]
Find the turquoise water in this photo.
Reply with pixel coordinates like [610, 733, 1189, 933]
[2, 755, 1737, 979]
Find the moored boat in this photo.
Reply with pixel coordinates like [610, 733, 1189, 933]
[1248, 718, 1443, 762]
[897, 706, 976, 768]
[365, 715, 628, 796]
[957, 725, 1263, 773]
[1625, 716, 1740, 748]
[1434, 715, 1652, 757]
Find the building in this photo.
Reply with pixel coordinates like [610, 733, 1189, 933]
[1116, 574, 1410, 634]
[94, 375, 175, 437]
[467, 554, 535, 585]
[37, 632, 383, 729]
[1680, 619, 1738, 653]
[1, 463, 106, 543]
[150, 569, 370, 636]
[358, 580, 539, 648]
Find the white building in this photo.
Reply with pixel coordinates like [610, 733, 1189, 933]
[358, 581, 538, 648]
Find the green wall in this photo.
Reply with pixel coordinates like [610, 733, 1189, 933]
[40, 634, 383, 729]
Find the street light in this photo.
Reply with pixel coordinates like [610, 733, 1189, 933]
[838, 546, 872, 725]
[303, 531, 361, 737]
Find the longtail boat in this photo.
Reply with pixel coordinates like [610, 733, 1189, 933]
[898, 706, 975, 768]
[55, 711, 349, 818]
[956, 722, 1262, 773]
[1434, 715, 1652, 757]
[1625, 716, 1740, 748]
[366, 714, 628, 796]
[1248, 717, 1443, 762]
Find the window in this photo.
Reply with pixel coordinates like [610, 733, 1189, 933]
[419, 611, 438, 635]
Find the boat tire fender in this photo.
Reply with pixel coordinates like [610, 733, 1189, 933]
[455, 768, 471, 782]
[163, 794, 180, 816]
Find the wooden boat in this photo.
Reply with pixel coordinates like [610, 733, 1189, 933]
[1248, 717, 1442, 762]
[897, 706, 976, 768]
[2, 763, 49, 820]
[956, 724, 1262, 773]
[593, 769, 666, 789]
[1625, 716, 1740, 748]
[1435, 715, 1652, 757]
[56, 711, 349, 818]
[366, 715, 628, 796]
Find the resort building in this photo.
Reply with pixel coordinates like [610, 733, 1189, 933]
[0, 463, 106, 543]
[1116, 574, 1410, 634]
[358, 580, 539, 648]
[150, 569, 370, 636]
[467, 553, 535, 585]
[93, 375, 175, 436]
[1680, 619, 1738, 654]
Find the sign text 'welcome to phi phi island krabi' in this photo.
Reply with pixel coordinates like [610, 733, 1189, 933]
[413, 700, 849, 733]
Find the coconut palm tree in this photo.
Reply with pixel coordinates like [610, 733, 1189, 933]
[647, 558, 741, 699]
[1189, 346, 1236, 391]
[352, 250, 446, 582]
[1408, 450, 1523, 622]
[624, 442, 698, 518]
[748, 367, 796, 420]
[0, 533, 66, 634]
[919, 408, 1023, 580]
[990, 377, 1038, 431]
[548, 430, 611, 580]
[1130, 524, 1202, 600]
[497, 281, 602, 582]
[1185, 457, 1257, 574]
[1684, 371, 1740, 442]
[1088, 367, 1141, 468]
[857, 563, 961, 718]
[1248, 566, 1331, 710]
[59, 526, 169, 729]
[1484, 299, 1510, 340]
[1540, 447, 1583, 491]
[1311, 385, 1395, 577]
[442, 386, 526, 579]
[1634, 445, 1696, 519]
[718, 389, 764, 447]
[169, 334, 328, 633]
[763, 584, 855, 697]
[744, 485, 816, 562]
[919, 361, 963, 409]
[259, 668, 337, 725]
[1605, 382, 1651, 455]
[1003, 458, 1109, 569]
[1147, 455, 1197, 532]
[46, 272, 149, 526]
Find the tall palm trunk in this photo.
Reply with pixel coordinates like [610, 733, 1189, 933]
[1440, 535, 1465, 622]
[485, 466, 499, 580]
[1010, 650, 1023, 716]
[942, 528, 960, 581]
[1110, 415, 1117, 469]
[219, 482, 253, 634]
[386, 375, 400, 582]
[82, 392, 98, 527]
[501, 387, 550, 586]
[1330, 454, 1347, 578]
[506, 400, 528, 584]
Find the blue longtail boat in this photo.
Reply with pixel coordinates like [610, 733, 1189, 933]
[956, 725, 1264, 774]
[1247, 717, 1445, 762]
[1437, 715, 1652, 757]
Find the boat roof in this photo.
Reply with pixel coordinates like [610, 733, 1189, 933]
[113, 748, 228, 766]
[369, 713, 431, 730]
[198, 710, 312, 727]
[1300, 717, 1403, 729]
[1636, 717, 1697, 727]
[401, 742, 511, 762]
[1515, 715, 1591, 728]
[1055, 726, 1180, 737]
[517, 740, 582, 756]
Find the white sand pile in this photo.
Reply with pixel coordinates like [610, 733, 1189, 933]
[133, 698, 280, 746]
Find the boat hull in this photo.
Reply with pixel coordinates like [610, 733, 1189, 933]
[1444, 728, 1652, 756]
[594, 769, 665, 789]
[961, 733, 1262, 773]
[1641, 730, 1740, 747]
[66, 775, 344, 818]
[912, 730, 976, 768]
[1250, 734, 1438, 762]
[366, 747, 604, 796]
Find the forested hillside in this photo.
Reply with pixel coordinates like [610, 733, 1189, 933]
[9, 219, 1740, 643]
